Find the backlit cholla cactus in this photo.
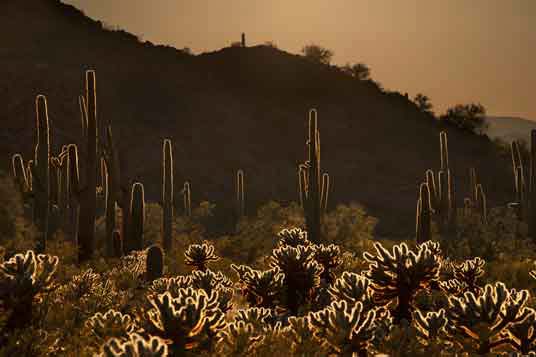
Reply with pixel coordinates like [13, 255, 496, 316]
[309, 300, 376, 357]
[278, 227, 311, 248]
[446, 282, 530, 355]
[312, 244, 342, 285]
[328, 272, 375, 313]
[190, 269, 234, 313]
[216, 321, 263, 356]
[439, 279, 468, 297]
[149, 276, 191, 296]
[233, 307, 274, 329]
[0, 250, 58, 329]
[184, 243, 220, 271]
[503, 307, 536, 354]
[86, 309, 137, 341]
[147, 288, 226, 353]
[363, 242, 440, 323]
[413, 308, 448, 345]
[270, 245, 323, 314]
[231, 264, 284, 308]
[284, 316, 326, 356]
[453, 256, 485, 294]
[100, 333, 168, 357]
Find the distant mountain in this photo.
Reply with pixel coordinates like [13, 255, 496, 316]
[0, 0, 513, 237]
[485, 116, 536, 144]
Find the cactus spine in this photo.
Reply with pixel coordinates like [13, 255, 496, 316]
[303, 109, 322, 243]
[162, 139, 174, 251]
[34, 95, 51, 253]
[78, 70, 98, 262]
[236, 169, 245, 219]
[416, 183, 432, 243]
[146, 245, 164, 281]
[126, 182, 145, 253]
[183, 181, 191, 217]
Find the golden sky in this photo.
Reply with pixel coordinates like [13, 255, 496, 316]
[65, 0, 536, 119]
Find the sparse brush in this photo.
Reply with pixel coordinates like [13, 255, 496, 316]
[0, 250, 58, 329]
[232, 264, 283, 308]
[270, 245, 323, 315]
[99, 332, 168, 357]
[86, 309, 137, 341]
[453, 256, 485, 294]
[446, 282, 530, 355]
[184, 243, 220, 271]
[309, 300, 376, 357]
[363, 241, 441, 323]
[277, 227, 311, 247]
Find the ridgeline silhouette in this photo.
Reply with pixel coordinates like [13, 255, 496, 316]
[1, 0, 511, 236]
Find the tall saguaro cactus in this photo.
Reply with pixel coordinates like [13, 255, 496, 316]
[416, 183, 432, 243]
[302, 109, 322, 243]
[78, 70, 98, 262]
[34, 95, 51, 253]
[530, 130, 536, 239]
[162, 139, 174, 251]
[183, 181, 191, 217]
[236, 169, 245, 219]
[126, 182, 145, 253]
[320, 172, 330, 214]
[66, 144, 80, 245]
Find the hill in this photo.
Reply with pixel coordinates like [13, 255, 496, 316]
[485, 116, 536, 144]
[0, 0, 514, 237]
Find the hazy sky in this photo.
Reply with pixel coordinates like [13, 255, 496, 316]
[65, 0, 536, 119]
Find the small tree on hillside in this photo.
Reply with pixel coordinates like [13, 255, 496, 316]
[341, 62, 371, 80]
[440, 103, 488, 135]
[301, 44, 334, 65]
[413, 93, 434, 115]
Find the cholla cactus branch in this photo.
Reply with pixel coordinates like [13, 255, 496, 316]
[100, 333, 168, 357]
[184, 243, 220, 271]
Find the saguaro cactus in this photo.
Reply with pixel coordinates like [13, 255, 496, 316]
[303, 109, 322, 243]
[475, 184, 487, 223]
[236, 169, 245, 219]
[78, 70, 98, 262]
[34, 95, 51, 253]
[66, 144, 80, 244]
[298, 164, 307, 208]
[320, 173, 330, 214]
[183, 181, 191, 217]
[530, 130, 536, 239]
[162, 139, 174, 251]
[126, 182, 145, 253]
[146, 245, 164, 281]
[416, 182, 432, 243]
[11, 154, 28, 194]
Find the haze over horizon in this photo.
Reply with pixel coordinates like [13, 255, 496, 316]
[63, 0, 535, 120]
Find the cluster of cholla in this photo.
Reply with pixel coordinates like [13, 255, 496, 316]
[3, 228, 536, 356]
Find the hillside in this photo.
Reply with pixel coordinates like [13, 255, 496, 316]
[0, 0, 514, 237]
[485, 116, 536, 144]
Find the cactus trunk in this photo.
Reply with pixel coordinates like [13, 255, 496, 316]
[162, 139, 174, 251]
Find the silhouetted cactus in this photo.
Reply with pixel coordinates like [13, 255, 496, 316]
[149, 275, 192, 297]
[147, 288, 226, 353]
[100, 333, 168, 357]
[0, 250, 58, 329]
[184, 243, 220, 271]
[125, 182, 145, 254]
[320, 172, 330, 213]
[183, 181, 192, 217]
[416, 182, 432, 243]
[146, 245, 164, 282]
[277, 227, 311, 247]
[66, 144, 81, 244]
[446, 282, 529, 355]
[503, 306, 536, 354]
[232, 264, 283, 308]
[298, 164, 307, 208]
[529, 129, 536, 239]
[439, 278, 468, 297]
[236, 169, 245, 219]
[79, 70, 98, 262]
[363, 242, 440, 323]
[86, 309, 136, 341]
[233, 307, 274, 329]
[216, 320, 263, 356]
[328, 272, 375, 313]
[161, 139, 173, 252]
[309, 300, 376, 357]
[453, 256, 485, 294]
[112, 230, 123, 258]
[312, 244, 341, 284]
[33, 95, 51, 253]
[270, 245, 323, 314]
[475, 183, 487, 223]
[11, 153, 29, 193]
[425, 169, 437, 211]
[413, 308, 447, 343]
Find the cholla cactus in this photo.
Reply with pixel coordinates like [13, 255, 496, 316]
[446, 282, 530, 354]
[503, 307, 536, 354]
[184, 243, 220, 271]
[270, 245, 323, 314]
[232, 264, 283, 308]
[309, 300, 376, 356]
[284, 316, 325, 356]
[216, 321, 263, 356]
[149, 276, 191, 296]
[277, 227, 311, 247]
[0, 250, 58, 329]
[190, 269, 234, 313]
[453, 256, 485, 294]
[363, 242, 440, 323]
[328, 272, 375, 313]
[312, 244, 342, 284]
[147, 288, 226, 353]
[86, 309, 137, 341]
[413, 308, 447, 344]
[439, 279, 468, 297]
[233, 307, 274, 329]
[100, 333, 168, 357]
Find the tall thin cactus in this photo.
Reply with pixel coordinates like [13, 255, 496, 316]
[416, 183, 432, 243]
[11, 154, 29, 194]
[530, 130, 536, 239]
[162, 139, 174, 251]
[78, 70, 98, 262]
[298, 164, 307, 208]
[126, 182, 145, 253]
[320, 172, 330, 214]
[183, 181, 191, 217]
[236, 169, 245, 219]
[34, 95, 51, 253]
[475, 184, 487, 223]
[303, 109, 322, 243]
[66, 144, 80, 245]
